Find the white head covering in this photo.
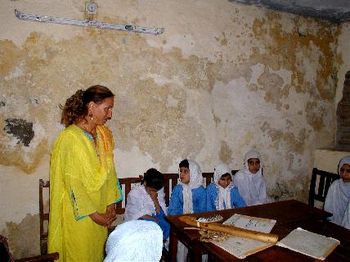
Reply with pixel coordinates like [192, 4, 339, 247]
[234, 149, 267, 206]
[338, 156, 350, 178]
[214, 163, 233, 210]
[179, 159, 203, 214]
[104, 220, 163, 262]
[244, 149, 263, 174]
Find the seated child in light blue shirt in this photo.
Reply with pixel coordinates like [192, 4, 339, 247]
[207, 163, 246, 211]
[168, 159, 207, 215]
[168, 159, 207, 261]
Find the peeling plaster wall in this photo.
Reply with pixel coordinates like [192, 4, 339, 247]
[0, 0, 342, 257]
[336, 22, 350, 105]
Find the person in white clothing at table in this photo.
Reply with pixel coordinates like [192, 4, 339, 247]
[124, 168, 169, 241]
[324, 156, 350, 228]
[234, 149, 268, 206]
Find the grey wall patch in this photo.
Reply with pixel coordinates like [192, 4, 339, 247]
[4, 118, 34, 147]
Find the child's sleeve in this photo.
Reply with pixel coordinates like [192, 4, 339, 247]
[124, 188, 146, 221]
[258, 179, 268, 204]
[342, 202, 350, 230]
[157, 188, 168, 215]
[231, 187, 246, 208]
[167, 185, 183, 215]
[206, 184, 216, 211]
[193, 187, 207, 213]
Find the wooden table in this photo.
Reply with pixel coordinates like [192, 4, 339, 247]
[166, 200, 350, 261]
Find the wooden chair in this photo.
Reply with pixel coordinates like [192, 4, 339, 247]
[0, 234, 59, 262]
[39, 179, 50, 255]
[308, 168, 339, 207]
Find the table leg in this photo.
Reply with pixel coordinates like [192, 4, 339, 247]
[169, 229, 178, 262]
[188, 241, 202, 262]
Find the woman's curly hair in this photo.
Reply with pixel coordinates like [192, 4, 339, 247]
[60, 85, 114, 127]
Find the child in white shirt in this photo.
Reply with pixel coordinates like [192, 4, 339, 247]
[234, 149, 268, 206]
[324, 156, 350, 228]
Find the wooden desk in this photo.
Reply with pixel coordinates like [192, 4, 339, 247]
[166, 200, 350, 261]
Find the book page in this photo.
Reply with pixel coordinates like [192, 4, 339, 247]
[277, 227, 340, 260]
[223, 214, 276, 233]
[211, 236, 274, 259]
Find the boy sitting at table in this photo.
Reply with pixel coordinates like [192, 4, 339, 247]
[207, 163, 246, 211]
[234, 149, 268, 206]
[324, 156, 350, 228]
[168, 159, 207, 262]
[124, 168, 170, 241]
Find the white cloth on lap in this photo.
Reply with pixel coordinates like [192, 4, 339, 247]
[104, 220, 163, 262]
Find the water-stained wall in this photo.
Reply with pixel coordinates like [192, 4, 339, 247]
[0, 0, 345, 257]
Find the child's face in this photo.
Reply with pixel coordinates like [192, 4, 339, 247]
[218, 174, 232, 189]
[340, 164, 350, 182]
[248, 158, 260, 174]
[179, 167, 190, 184]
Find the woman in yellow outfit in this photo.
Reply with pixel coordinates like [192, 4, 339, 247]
[48, 85, 122, 261]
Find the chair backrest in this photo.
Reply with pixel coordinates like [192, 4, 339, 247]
[308, 168, 339, 207]
[39, 179, 50, 255]
[0, 235, 13, 262]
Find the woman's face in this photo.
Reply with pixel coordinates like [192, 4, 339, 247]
[90, 97, 114, 125]
[340, 163, 350, 182]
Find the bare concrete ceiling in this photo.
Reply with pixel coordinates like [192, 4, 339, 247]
[229, 0, 350, 23]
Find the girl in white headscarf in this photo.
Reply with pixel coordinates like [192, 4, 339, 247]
[207, 163, 246, 211]
[324, 156, 350, 227]
[104, 220, 163, 262]
[168, 159, 206, 262]
[234, 150, 268, 206]
[168, 159, 206, 215]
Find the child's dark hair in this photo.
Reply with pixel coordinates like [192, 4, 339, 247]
[143, 168, 164, 191]
[220, 173, 232, 180]
[179, 159, 189, 169]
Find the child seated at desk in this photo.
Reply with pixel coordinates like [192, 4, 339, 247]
[124, 168, 170, 241]
[324, 156, 350, 228]
[168, 159, 206, 262]
[234, 149, 268, 206]
[207, 163, 246, 211]
[168, 159, 207, 215]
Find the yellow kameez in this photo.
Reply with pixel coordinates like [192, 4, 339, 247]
[48, 124, 122, 262]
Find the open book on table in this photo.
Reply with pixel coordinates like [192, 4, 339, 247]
[210, 214, 277, 259]
[277, 227, 340, 260]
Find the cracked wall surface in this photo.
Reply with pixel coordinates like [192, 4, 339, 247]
[0, 0, 347, 258]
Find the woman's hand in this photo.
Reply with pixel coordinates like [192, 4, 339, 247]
[106, 203, 117, 219]
[89, 212, 115, 227]
[140, 214, 159, 222]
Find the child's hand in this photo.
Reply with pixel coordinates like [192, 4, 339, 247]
[146, 187, 161, 213]
[148, 190, 158, 201]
